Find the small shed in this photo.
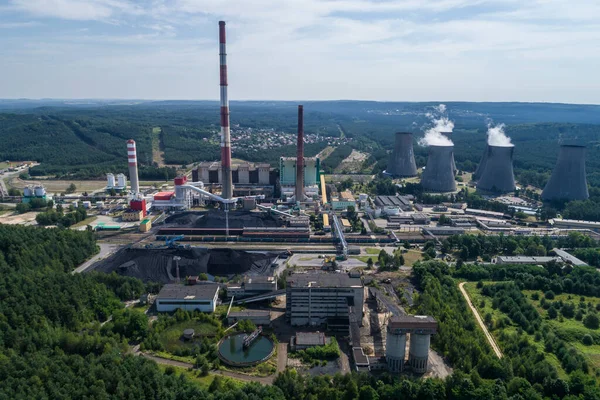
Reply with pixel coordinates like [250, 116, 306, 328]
[183, 329, 195, 340]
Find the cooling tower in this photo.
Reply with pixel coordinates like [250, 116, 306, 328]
[421, 145, 456, 192]
[542, 145, 589, 201]
[387, 132, 417, 177]
[440, 130, 456, 173]
[476, 145, 516, 193]
[473, 145, 489, 181]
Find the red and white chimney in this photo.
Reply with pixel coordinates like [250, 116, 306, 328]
[219, 21, 233, 199]
[127, 139, 140, 195]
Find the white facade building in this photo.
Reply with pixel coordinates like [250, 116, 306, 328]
[155, 284, 220, 313]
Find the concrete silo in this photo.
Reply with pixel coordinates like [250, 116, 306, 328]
[408, 333, 431, 373]
[420, 145, 457, 192]
[386, 132, 417, 177]
[542, 144, 589, 201]
[385, 326, 407, 372]
[473, 145, 489, 181]
[476, 145, 516, 193]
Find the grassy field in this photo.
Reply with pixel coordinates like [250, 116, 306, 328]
[70, 216, 98, 228]
[402, 250, 423, 266]
[365, 248, 381, 255]
[158, 321, 220, 355]
[156, 364, 243, 389]
[462, 282, 567, 378]
[0, 162, 10, 169]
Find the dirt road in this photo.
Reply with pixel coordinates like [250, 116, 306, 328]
[277, 343, 288, 373]
[458, 282, 503, 359]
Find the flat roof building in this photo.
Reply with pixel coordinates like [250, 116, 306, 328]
[156, 283, 219, 313]
[549, 218, 600, 233]
[494, 256, 560, 265]
[227, 310, 272, 326]
[291, 331, 329, 350]
[286, 273, 364, 327]
[552, 248, 588, 266]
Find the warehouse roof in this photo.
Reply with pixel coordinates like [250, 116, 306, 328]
[287, 273, 362, 288]
[388, 315, 438, 331]
[552, 249, 588, 266]
[496, 256, 560, 264]
[295, 332, 326, 346]
[228, 310, 271, 318]
[156, 283, 219, 300]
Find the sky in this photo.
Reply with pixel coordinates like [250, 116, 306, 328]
[1, 0, 599, 103]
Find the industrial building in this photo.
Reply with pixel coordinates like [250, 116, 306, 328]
[22, 185, 47, 203]
[331, 190, 356, 211]
[374, 195, 413, 214]
[226, 276, 277, 298]
[192, 162, 273, 186]
[227, 310, 272, 326]
[286, 272, 364, 327]
[280, 156, 320, 200]
[420, 145, 457, 193]
[290, 332, 329, 351]
[155, 283, 220, 313]
[549, 218, 600, 232]
[121, 209, 143, 222]
[493, 256, 561, 265]
[542, 144, 589, 201]
[386, 132, 417, 177]
[386, 315, 438, 373]
[476, 145, 516, 193]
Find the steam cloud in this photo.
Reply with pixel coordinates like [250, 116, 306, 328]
[418, 104, 454, 146]
[487, 123, 512, 146]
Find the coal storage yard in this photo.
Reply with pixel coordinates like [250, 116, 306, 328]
[89, 247, 280, 283]
[164, 210, 282, 229]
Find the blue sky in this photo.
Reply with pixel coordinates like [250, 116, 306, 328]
[1, 0, 599, 103]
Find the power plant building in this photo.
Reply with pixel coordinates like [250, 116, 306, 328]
[386, 132, 417, 177]
[542, 144, 589, 201]
[280, 157, 320, 200]
[286, 272, 363, 327]
[155, 283, 220, 313]
[420, 145, 457, 193]
[476, 145, 516, 193]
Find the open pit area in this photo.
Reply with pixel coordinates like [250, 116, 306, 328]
[88, 247, 281, 283]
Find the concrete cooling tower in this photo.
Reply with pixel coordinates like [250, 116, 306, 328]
[421, 145, 456, 192]
[476, 145, 516, 193]
[387, 132, 417, 177]
[440, 130, 456, 174]
[473, 145, 489, 181]
[542, 144, 589, 201]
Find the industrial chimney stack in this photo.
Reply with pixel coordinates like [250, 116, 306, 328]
[295, 105, 305, 202]
[476, 145, 516, 193]
[219, 21, 233, 199]
[386, 132, 417, 177]
[542, 144, 589, 201]
[420, 145, 457, 193]
[127, 139, 139, 196]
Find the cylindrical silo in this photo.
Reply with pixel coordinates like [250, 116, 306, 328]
[23, 186, 32, 197]
[542, 144, 589, 201]
[33, 186, 46, 197]
[420, 145, 457, 192]
[473, 145, 489, 181]
[408, 333, 430, 373]
[387, 132, 417, 177]
[476, 145, 516, 193]
[107, 173, 116, 188]
[385, 329, 407, 373]
[117, 173, 127, 188]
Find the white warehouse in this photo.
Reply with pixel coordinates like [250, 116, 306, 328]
[155, 284, 220, 313]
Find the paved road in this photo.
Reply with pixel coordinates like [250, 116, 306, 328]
[72, 243, 119, 274]
[276, 343, 288, 373]
[458, 282, 503, 359]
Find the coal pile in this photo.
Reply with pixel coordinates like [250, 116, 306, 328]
[90, 247, 279, 283]
[165, 210, 281, 229]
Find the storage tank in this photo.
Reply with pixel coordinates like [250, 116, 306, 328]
[107, 173, 116, 188]
[476, 145, 516, 193]
[33, 186, 46, 197]
[386, 132, 417, 177]
[385, 330, 407, 373]
[117, 173, 127, 188]
[408, 333, 430, 373]
[420, 145, 457, 192]
[23, 186, 33, 197]
[542, 144, 589, 201]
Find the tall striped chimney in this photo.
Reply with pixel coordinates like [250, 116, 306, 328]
[219, 21, 233, 199]
[127, 139, 139, 195]
[295, 105, 304, 202]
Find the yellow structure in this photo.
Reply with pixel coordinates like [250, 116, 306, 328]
[322, 213, 331, 231]
[122, 209, 143, 222]
[320, 174, 328, 205]
[139, 218, 152, 232]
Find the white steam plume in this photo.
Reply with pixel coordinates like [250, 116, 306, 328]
[487, 123, 512, 146]
[418, 104, 454, 146]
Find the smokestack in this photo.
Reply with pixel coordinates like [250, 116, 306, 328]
[542, 144, 589, 201]
[219, 21, 233, 199]
[476, 145, 516, 193]
[473, 145, 489, 181]
[127, 139, 139, 195]
[295, 105, 304, 202]
[439, 131, 456, 173]
[387, 132, 417, 177]
[421, 145, 456, 193]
